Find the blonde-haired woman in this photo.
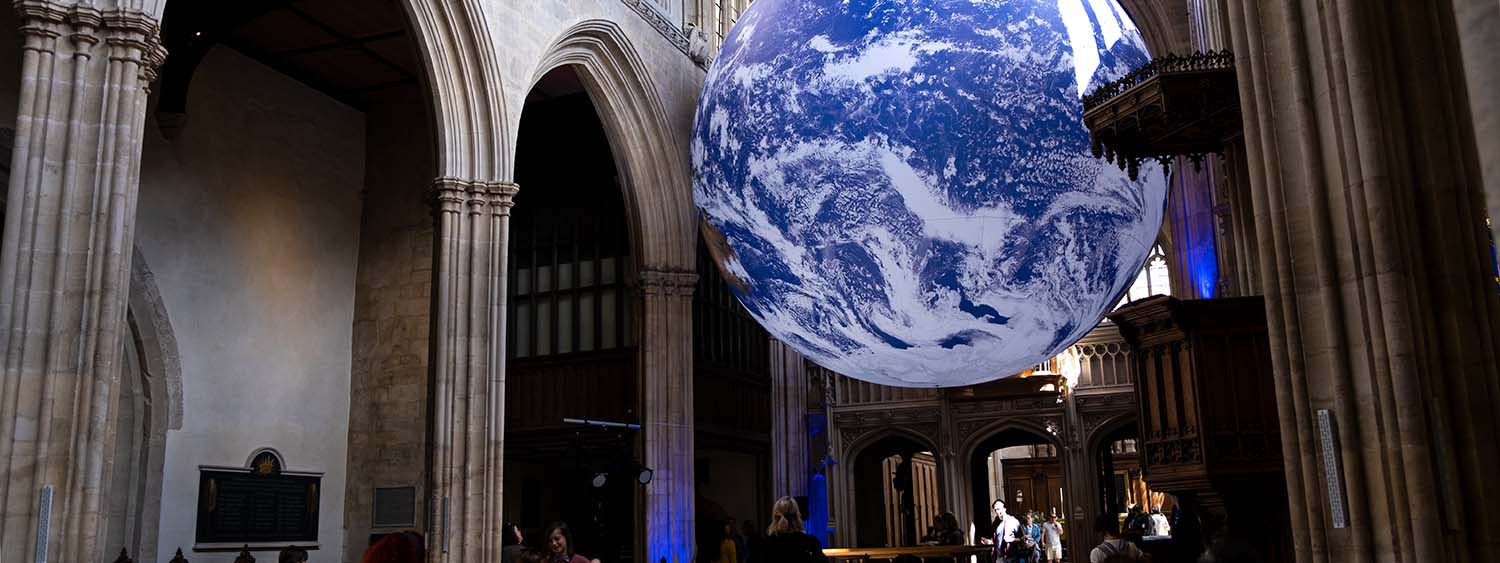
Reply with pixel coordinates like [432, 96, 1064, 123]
[748, 497, 829, 563]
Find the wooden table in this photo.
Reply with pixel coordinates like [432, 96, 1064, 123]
[822, 545, 994, 562]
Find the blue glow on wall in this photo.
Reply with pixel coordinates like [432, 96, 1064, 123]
[806, 473, 830, 546]
[1192, 241, 1218, 299]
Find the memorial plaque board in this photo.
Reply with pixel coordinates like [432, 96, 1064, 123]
[196, 452, 320, 544]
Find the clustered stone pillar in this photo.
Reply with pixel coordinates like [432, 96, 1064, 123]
[638, 269, 696, 563]
[0, 2, 163, 562]
[768, 339, 808, 500]
[1225, 0, 1500, 562]
[428, 178, 516, 563]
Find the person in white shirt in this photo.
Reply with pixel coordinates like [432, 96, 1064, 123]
[1148, 507, 1171, 537]
[1039, 514, 1064, 563]
[985, 499, 1020, 562]
[1090, 513, 1147, 563]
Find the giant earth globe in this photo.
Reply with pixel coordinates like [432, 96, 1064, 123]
[691, 0, 1167, 387]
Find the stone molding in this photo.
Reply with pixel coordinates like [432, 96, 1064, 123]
[616, 0, 703, 68]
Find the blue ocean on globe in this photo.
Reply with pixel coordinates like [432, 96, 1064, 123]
[691, 0, 1167, 387]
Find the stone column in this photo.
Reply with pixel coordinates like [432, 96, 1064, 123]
[0, 3, 162, 562]
[428, 178, 515, 563]
[1225, 0, 1500, 561]
[1057, 392, 1100, 562]
[639, 269, 696, 563]
[768, 339, 808, 499]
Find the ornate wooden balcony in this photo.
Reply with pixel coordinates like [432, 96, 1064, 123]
[1082, 50, 1242, 180]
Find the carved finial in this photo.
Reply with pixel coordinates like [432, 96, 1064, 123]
[113, 548, 133, 563]
[169, 548, 189, 563]
[234, 546, 256, 563]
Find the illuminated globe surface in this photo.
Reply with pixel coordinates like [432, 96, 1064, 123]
[692, 0, 1166, 387]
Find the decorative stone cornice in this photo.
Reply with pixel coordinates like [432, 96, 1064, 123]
[617, 0, 707, 69]
[637, 270, 697, 297]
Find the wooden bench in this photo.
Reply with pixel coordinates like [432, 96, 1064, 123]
[822, 545, 994, 562]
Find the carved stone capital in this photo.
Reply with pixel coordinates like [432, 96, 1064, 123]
[638, 270, 697, 298]
[430, 178, 519, 216]
[15, 2, 162, 66]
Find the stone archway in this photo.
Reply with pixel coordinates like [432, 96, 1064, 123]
[528, 19, 696, 273]
[400, 0, 510, 184]
[836, 428, 943, 549]
[521, 20, 699, 563]
[99, 249, 182, 563]
[960, 421, 1065, 545]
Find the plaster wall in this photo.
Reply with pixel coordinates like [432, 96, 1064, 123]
[134, 46, 365, 563]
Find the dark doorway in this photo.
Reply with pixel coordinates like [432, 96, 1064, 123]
[852, 435, 940, 548]
[968, 428, 1061, 544]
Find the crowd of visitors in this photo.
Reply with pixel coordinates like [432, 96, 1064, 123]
[269, 496, 1182, 563]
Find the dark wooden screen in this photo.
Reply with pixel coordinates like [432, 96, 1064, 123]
[693, 240, 771, 442]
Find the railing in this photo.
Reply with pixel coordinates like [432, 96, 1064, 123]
[1072, 323, 1135, 389]
[822, 323, 1134, 406]
[1081, 49, 1236, 111]
[618, 0, 710, 67]
[824, 545, 994, 562]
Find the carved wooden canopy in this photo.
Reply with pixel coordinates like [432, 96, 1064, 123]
[1082, 50, 1243, 180]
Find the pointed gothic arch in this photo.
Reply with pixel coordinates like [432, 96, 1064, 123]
[527, 20, 697, 274]
[401, 0, 510, 183]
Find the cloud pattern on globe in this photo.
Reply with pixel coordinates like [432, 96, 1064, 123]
[692, 0, 1166, 387]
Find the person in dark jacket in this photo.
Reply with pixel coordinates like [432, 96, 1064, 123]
[501, 522, 526, 563]
[747, 496, 829, 563]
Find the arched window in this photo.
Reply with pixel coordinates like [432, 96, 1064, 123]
[1115, 244, 1170, 309]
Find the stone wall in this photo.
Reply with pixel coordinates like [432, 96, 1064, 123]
[341, 88, 436, 562]
[134, 46, 365, 563]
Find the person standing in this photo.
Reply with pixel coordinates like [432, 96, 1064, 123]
[1016, 514, 1043, 563]
[1089, 513, 1147, 562]
[986, 500, 1020, 563]
[712, 519, 740, 563]
[1040, 514, 1064, 563]
[748, 497, 829, 563]
[544, 522, 593, 563]
[1148, 507, 1171, 537]
[741, 520, 763, 562]
[502, 522, 526, 563]
[937, 512, 964, 546]
[278, 546, 308, 563]
[729, 517, 748, 563]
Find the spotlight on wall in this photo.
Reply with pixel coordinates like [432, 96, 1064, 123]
[592, 473, 608, 489]
[637, 466, 654, 485]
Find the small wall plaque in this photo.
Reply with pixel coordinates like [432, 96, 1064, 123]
[1316, 409, 1347, 529]
[35, 484, 52, 563]
[372, 487, 416, 528]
